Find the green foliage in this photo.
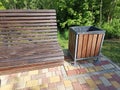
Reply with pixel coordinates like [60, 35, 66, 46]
[102, 19, 120, 39]
[0, 0, 119, 38]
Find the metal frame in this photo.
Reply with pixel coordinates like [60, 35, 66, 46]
[69, 26, 105, 66]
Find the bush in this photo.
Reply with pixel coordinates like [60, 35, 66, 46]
[102, 19, 120, 39]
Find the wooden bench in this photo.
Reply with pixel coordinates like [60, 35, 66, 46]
[0, 10, 64, 74]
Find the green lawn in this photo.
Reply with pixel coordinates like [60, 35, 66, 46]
[58, 33, 120, 65]
[102, 40, 120, 65]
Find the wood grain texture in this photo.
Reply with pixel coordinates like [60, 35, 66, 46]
[94, 34, 103, 56]
[90, 34, 98, 57]
[69, 30, 76, 58]
[77, 34, 84, 58]
[81, 34, 88, 58]
[86, 34, 93, 57]
[0, 10, 64, 73]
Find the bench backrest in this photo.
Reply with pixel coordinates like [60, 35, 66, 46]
[0, 10, 57, 46]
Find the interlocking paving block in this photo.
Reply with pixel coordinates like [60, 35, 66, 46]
[23, 75, 31, 82]
[94, 66, 103, 71]
[88, 63, 94, 67]
[26, 80, 38, 87]
[31, 85, 40, 90]
[80, 83, 90, 90]
[57, 84, 66, 90]
[65, 86, 73, 90]
[87, 67, 95, 72]
[78, 77, 86, 84]
[14, 81, 26, 89]
[99, 76, 112, 86]
[95, 80, 102, 85]
[64, 80, 72, 87]
[42, 68, 48, 73]
[46, 72, 52, 77]
[29, 70, 38, 75]
[86, 79, 97, 88]
[115, 71, 120, 77]
[0, 84, 13, 90]
[111, 81, 120, 88]
[72, 82, 82, 90]
[84, 75, 91, 80]
[104, 73, 112, 79]
[80, 63, 90, 68]
[40, 83, 48, 89]
[0, 76, 8, 86]
[50, 76, 60, 83]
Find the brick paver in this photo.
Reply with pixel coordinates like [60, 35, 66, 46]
[0, 54, 120, 90]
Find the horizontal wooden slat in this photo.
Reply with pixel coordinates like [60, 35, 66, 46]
[0, 12, 56, 16]
[0, 23, 57, 27]
[0, 19, 56, 23]
[0, 16, 56, 20]
[0, 10, 55, 13]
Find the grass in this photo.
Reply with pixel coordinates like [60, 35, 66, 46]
[58, 32, 120, 65]
[102, 40, 120, 65]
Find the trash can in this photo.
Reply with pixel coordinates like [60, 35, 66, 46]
[69, 26, 105, 65]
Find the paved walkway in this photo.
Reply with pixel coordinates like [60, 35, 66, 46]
[0, 50, 120, 90]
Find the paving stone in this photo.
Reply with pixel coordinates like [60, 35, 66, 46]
[72, 82, 82, 90]
[38, 78, 42, 85]
[50, 76, 60, 83]
[42, 77, 49, 83]
[31, 85, 40, 90]
[48, 83, 56, 88]
[107, 86, 116, 90]
[79, 68, 87, 74]
[94, 66, 103, 71]
[26, 80, 38, 87]
[88, 63, 94, 67]
[104, 73, 112, 79]
[115, 71, 120, 77]
[111, 81, 120, 88]
[97, 84, 108, 90]
[81, 83, 90, 90]
[68, 66, 76, 70]
[0, 76, 8, 86]
[67, 70, 77, 76]
[57, 84, 65, 90]
[86, 79, 97, 88]
[70, 78, 77, 83]
[20, 72, 28, 76]
[40, 83, 48, 89]
[65, 86, 73, 90]
[29, 70, 38, 75]
[78, 77, 86, 84]
[91, 75, 99, 81]
[103, 64, 114, 69]
[95, 80, 102, 85]
[64, 80, 72, 87]
[80, 64, 89, 68]
[0, 84, 13, 90]
[42, 68, 48, 73]
[56, 70, 62, 76]
[23, 75, 31, 82]
[51, 72, 56, 76]
[99, 76, 111, 86]
[112, 74, 120, 83]
[84, 75, 91, 80]
[87, 67, 95, 72]
[46, 72, 52, 78]
[14, 81, 26, 89]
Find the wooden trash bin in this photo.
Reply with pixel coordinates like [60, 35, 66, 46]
[69, 26, 105, 65]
